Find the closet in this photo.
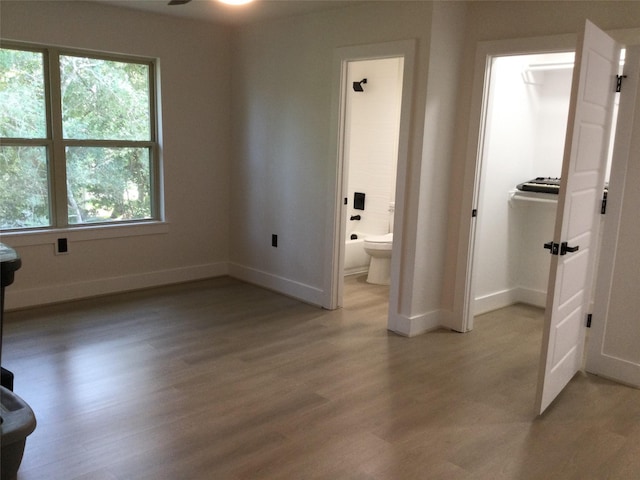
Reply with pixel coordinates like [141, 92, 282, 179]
[473, 52, 575, 314]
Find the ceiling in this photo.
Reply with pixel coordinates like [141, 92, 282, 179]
[90, 0, 361, 26]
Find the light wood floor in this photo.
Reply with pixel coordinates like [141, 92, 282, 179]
[3, 275, 640, 479]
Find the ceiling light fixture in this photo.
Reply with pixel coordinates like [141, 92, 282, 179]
[218, 0, 254, 5]
[169, 0, 254, 5]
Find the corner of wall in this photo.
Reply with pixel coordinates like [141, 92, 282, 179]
[228, 263, 325, 308]
[388, 308, 445, 337]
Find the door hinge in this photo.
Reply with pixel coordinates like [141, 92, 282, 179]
[616, 74, 627, 93]
[472, 209, 478, 218]
[586, 313, 592, 328]
[601, 190, 607, 214]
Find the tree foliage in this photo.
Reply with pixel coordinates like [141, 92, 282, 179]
[67, 147, 151, 224]
[0, 47, 154, 229]
[60, 55, 150, 141]
[0, 48, 46, 138]
[0, 146, 49, 229]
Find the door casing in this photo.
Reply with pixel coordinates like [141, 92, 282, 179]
[325, 40, 416, 324]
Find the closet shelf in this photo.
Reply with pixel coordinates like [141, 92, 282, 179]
[508, 189, 558, 205]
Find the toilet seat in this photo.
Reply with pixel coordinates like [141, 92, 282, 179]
[363, 233, 393, 246]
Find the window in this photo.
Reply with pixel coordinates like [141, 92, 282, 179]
[0, 45, 159, 231]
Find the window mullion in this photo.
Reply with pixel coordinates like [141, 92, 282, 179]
[0, 138, 51, 147]
[148, 63, 161, 221]
[47, 49, 69, 228]
[63, 139, 155, 148]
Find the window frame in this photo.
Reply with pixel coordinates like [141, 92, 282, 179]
[0, 41, 163, 233]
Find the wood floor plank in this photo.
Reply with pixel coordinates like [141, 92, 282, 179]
[2, 275, 639, 479]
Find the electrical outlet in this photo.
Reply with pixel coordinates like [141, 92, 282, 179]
[272, 234, 278, 248]
[56, 238, 68, 255]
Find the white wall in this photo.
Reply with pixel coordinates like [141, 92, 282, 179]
[474, 56, 538, 311]
[345, 57, 403, 240]
[400, 1, 467, 334]
[1, 1, 232, 309]
[534, 67, 574, 177]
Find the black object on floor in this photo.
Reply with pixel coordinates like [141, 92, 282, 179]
[1, 386, 37, 480]
[1, 367, 13, 391]
[1, 242, 22, 388]
[1, 242, 36, 480]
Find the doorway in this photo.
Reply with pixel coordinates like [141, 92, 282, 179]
[454, 25, 640, 415]
[341, 57, 404, 310]
[470, 52, 574, 327]
[468, 49, 622, 331]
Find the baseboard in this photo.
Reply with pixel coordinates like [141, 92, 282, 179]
[389, 309, 443, 337]
[515, 287, 547, 308]
[474, 288, 519, 316]
[228, 263, 325, 307]
[344, 267, 369, 276]
[5, 262, 229, 310]
[438, 309, 461, 332]
[474, 286, 547, 315]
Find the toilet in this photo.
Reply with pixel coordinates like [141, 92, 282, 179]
[363, 203, 394, 285]
[363, 233, 393, 285]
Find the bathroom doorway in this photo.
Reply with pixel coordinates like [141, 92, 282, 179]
[341, 56, 403, 314]
[342, 57, 403, 289]
[329, 42, 414, 316]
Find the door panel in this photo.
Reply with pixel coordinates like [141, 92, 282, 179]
[552, 308, 582, 365]
[558, 249, 589, 304]
[535, 20, 621, 415]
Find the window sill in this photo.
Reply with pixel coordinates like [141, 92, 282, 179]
[1, 221, 169, 247]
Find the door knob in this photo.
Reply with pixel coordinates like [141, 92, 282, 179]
[544, 241, 578, 255]
[544, 241, 559, 255]
[560, 242, 579, 255]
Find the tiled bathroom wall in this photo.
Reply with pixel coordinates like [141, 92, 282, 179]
[344, 57, 404, 240]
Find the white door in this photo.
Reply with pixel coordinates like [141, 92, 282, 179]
[585, 46, 640, 387]
[535, 20, 622, 415]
